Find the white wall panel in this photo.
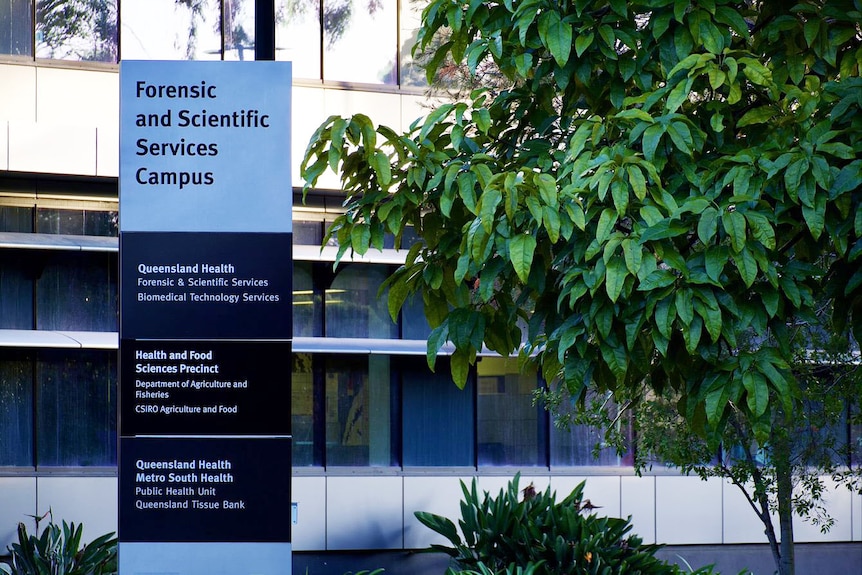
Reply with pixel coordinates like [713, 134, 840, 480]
[292, 475, 327, 551]
[655, 476, 723, 544]
[477, 474, 550, 505]
[550, 475, 621, 519]
[97, 125, 119, 177]
[621, 476, 655, 544]
[0, 64, 37, 123]
[853, 487, 861, 542]
[403, 475, 471, 549]
[37, 477, 118, 543]
[323, 89, 402, 132]
[0, 120, 7, 170]
[792, 477, 852, 542]
[722, 480, 774, 544]
[0, 477, 37, 549]
[326, 475, 403, 550]
[8, 122, 97, 175]
[36, 68, 118, 129]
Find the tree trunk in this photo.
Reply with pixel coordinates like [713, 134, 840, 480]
[774, 427, 795, 575]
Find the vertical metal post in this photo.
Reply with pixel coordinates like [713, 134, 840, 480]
[255, 0, 276, 60]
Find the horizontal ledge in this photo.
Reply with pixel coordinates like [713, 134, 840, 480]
[0, 332, 504, 357]
[0, 231, 117, 252]
[0, 329, 118, 349]
[293, 245, 407, 264]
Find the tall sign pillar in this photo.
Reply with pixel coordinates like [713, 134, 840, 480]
[118, 60, 293, 575]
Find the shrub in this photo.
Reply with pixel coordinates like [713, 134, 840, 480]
[0, 512, 117, 575]
[416, 474, 709, 575]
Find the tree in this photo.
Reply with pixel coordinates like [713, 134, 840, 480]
[301, 1, 862, 574]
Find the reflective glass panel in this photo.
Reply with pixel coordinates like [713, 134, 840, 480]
[325, 354, 393, 466]
[477, 357, 545, 467]
[292, 353, 315, 466]
[323, 0, 396, 84]
[401, 357, 474, 466]
[36, 350, 117, 467]
[0, 251, 34, 329]
[293, 262, 322, 337]
[0, 0, 32, 56]
[326, 264, 396, 338]
[0, 206, 33, 232]
[121, 0, 220, 60]
[0, 349, 34, 467]
[276, 0, 320, 78]
[35, 0, 117, 62]
[36, 252, 118, 332]
[223, 0, 255, 60]
[549, 395, 632, 467]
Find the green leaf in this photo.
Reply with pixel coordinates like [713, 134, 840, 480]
[705, 246, 726, 282]
[737, 106, 776, 127]
[722, 210, 747, 253]
[642, 123, 665, 162]
[622, 238, 643, 275]
[575, 32, 594, 57]
[538, 11, 572, 67]
[698, 207, 719, 243]
[743, 371, 769, 418]
[627, 165, 647, 200]
[802, 192, 827, 239]
[736, 247, 757, 288]
[479, 188, 502, 233]
[596, 209, 618, 243]
[419, 103, 454, 141]
[509, 233, 537, 283]
[605, 257, 628, 303]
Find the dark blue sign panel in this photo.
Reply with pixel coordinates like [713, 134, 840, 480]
[120, 340, 291, 436]
[119, 437, 291, 542]
[120, 232, 291, 340]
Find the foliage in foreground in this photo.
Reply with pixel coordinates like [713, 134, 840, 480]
[0, 513, 117, 575]
[302, 2, 862, 574]
[416, 475, 714, 575]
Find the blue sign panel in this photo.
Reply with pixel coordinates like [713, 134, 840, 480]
[120, 61, 292, 233]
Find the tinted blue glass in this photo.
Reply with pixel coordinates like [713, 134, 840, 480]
[0, 349, 34, 466]
[37, 350, 117, 467]
[402, 358, 474, 466]
[0, 0, 32, 56]
[36, 252, 118, 331]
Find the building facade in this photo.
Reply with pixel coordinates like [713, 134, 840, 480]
[0, 1, 860, 573]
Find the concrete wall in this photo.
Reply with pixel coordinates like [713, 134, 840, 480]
[0, 63, 435, 185]
[1, 473, 858, 553]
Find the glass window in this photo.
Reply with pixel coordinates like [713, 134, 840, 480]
[0, 349, 34, 467]
[121, 0, 220, 60]
[276, 0, 320, 78]
[223, 0, 255, 60]
[0, 206, 34, 232]
[294, 220, 323, 245]
[35, 0, 117, 62]
[401, 357, 474, 466]
[326, 264, 396, 338]
[477, 357, 545, 467]
[0, 250, 35, 330]
[293, 262, 323, 337]
[0, 0, 33, 56]
[35, 208, 117, 236]
[398, 0, 425, 88]
[400, 292, 430, 340]
[292, 352, 316, 466]
[325, 354, 394, 466]
[550, 396, 632, 467]
[36, 349, 117, 467]
[36, 252, 118, 332]
[323, 0, 396, 84]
